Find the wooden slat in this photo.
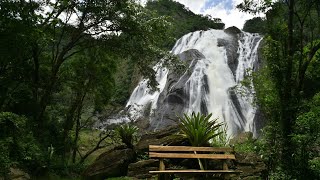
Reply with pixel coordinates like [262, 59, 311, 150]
[149, 145, 233, 152]
[149, 170, 242, 174]
[149, 152, 235, 159]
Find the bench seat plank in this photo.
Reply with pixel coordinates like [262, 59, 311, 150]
[149, 145, 233, 152]
[149, 170, 242, 174]
[149, 152, 236, 159]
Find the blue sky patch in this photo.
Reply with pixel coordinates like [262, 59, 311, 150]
[201, 0, 234, 12]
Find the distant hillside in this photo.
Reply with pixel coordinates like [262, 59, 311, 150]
[146, 0, 225, 48]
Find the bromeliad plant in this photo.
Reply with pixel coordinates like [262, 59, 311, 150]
[178, 112, 223, 170]
[178, 112, 223, 147]
[115, 123, 139, 148]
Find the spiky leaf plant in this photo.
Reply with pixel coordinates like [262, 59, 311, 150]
[178, 112, 223, 147]
[178, 112, 223, 170]
[115, 124, 139, 148]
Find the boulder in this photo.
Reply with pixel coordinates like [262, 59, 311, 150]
[231, 152, 267, 179]
[224, 26, 242, 35]
[135, 125, 188, 154]
[82, 146, 136, 180]
[230, 132, 254, 145]
[9, 167, 30, 180]
[127, 159, 159, 179]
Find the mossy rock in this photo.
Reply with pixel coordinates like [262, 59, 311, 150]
[135, 125, 188, 154]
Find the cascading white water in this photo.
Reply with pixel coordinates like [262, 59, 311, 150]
[126, 64, 168, 119]
[126, 29, 263, 137]
[235, 32, 263, 136]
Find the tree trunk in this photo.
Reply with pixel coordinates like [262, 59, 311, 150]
[62, 91, 84, 163]
[36, 30, 82, 133]
[72, 102, 83, 163]
[281, 0, 295, 171]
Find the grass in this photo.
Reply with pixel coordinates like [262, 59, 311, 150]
[233, 139, 258, 153]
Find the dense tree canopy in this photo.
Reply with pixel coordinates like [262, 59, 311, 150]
[0, 0, 176, 176]
[239, 0, 320, 179]
[0, 0, 226, 177]
[243, 17, 266, 33]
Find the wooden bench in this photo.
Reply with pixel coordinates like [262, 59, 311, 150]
[149, 145, 241, 179]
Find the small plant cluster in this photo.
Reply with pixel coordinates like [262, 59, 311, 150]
[178, 112, 223, 147]
[177, 112, 225, 170]
[115, 123, 139, 148]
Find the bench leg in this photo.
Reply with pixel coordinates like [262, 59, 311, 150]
[222, 161, 229, 180]
[158, 159, 170, 180]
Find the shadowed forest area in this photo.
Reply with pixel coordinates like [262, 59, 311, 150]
[0, 0, 320, 179]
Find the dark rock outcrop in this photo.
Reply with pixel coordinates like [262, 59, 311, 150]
[233, 153, 267, 179]
[127, 159, 159, 179]
[135, 125, 188, 154]
[220, 27, 240, 78]
[8, 167, 30, 180]
[149, 49, 206, 129]
[82, 146, 136, 180]
[225, 26, 242, 35]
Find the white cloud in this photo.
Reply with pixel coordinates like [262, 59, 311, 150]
[138, 0, 264, 29]
[202, 3, 256, 29]
[173, 0, 207, 14]
[174, 0, 262, 29]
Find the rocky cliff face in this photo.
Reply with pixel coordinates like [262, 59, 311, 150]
[149, 49, 207, 129]
[126, 28, 263, 138]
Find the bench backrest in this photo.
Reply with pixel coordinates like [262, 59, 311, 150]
[149, 145, 236, 160]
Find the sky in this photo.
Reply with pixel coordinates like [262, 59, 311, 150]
[140, 0, 261, 29]
[174, 0, 259, 29]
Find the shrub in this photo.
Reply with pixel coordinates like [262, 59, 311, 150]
[178, 112, 223, 147]
[177, 112, 223, 170]
[0, 112, 44, 175]
[115, 124, 139, 148]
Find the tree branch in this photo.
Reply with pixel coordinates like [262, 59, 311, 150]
[78, 131, 113, 164]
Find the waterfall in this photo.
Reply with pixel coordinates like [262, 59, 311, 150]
[126, 29, 263, 137]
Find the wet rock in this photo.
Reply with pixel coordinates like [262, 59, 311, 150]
[218, 31, 239, 78]
[82, 146, 136, 180]
[149, 49, 205, 129]
[225, 26, 242, 35]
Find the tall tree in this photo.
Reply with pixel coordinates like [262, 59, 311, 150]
[238, 0, 320, 178]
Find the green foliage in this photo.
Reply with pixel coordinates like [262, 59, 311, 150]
[237, 0, 273, 14]
[0, 0, 176, 176]
[146, 0, 224, 49]
[253, 38, 282, 120]
[251, 122, 284, 177]
[0, 112, 43, 175]
[234, 139, 257, 153]
[243, 17, 266, 33]
[0, 140, 11, 175]
[115, 124, 139, 148]
[309, 158, 320, 178]
[290, 92, 320, 179]
[178, 112, 223, 147]
[211, 125, 229, 147]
